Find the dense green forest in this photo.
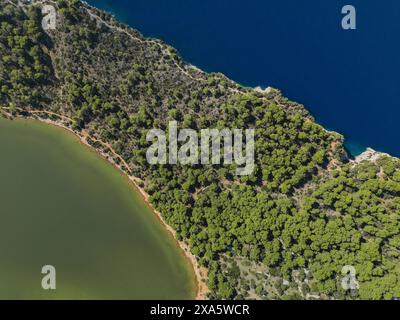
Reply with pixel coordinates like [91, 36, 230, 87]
[1, 0, 399, 299]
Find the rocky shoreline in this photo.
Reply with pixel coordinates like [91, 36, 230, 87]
[351, 147, 393, 164]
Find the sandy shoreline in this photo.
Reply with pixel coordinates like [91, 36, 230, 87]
[0, 108, 209, 300]
[126, 175, 209, 300]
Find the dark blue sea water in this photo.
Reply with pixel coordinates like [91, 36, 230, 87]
[86, 0, 400, 157]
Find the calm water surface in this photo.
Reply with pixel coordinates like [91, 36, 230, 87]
[0, 118, 195, 299]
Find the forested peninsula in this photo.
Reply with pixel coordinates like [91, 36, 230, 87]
[1, 0, 400, 300]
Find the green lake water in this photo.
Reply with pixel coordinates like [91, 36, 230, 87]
[0, 117, 195, 300]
